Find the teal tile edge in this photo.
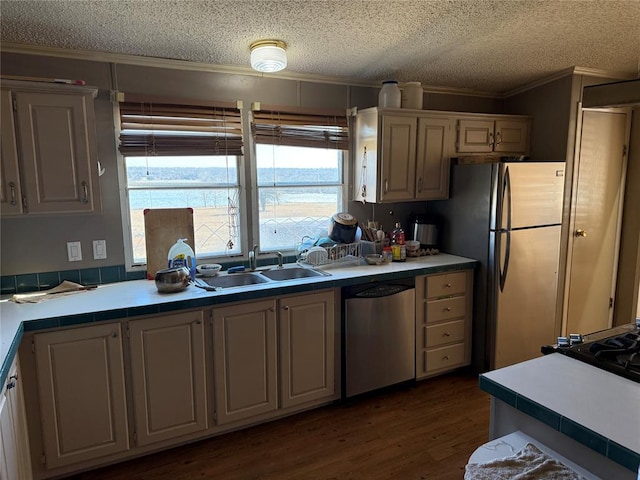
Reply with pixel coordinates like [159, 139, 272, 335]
[479, 374, 640, 473]
[0, 323, 23, 388]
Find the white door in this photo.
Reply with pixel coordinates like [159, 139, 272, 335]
[565, 109, 628, 335]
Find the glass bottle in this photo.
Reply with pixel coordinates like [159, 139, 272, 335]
[378, 81, 401, 108]
[391, 222, 406, 262]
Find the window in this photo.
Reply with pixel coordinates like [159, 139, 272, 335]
[118, 94, 243, 265]
[251, 106, 349, 251]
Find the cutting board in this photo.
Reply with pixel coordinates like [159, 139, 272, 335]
[144, 208, 195, 280]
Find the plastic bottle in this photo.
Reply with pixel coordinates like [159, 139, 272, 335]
[167, 238, 196, 280]
[378, 81, 401, 108]
[401, 82, 423, 109]
[391, 223, 406, 262]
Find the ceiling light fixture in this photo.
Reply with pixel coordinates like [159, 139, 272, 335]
[250, 40, 287, 73]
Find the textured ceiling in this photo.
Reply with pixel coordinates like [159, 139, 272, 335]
[1, 0, 639, 94]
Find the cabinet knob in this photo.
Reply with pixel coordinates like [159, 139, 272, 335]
[81, 181, 89, 203]
[443, 332, 451, 337]
[443, 355, 450, 361]
[444, 307, 451, 312]
[495, 131, 502, 145]
[574, 228, 588, 238]
[445, 283, 452, 288]
[111, 331, 118, 338]
[282, 306, 290, 311]
[9, 181, 17, 206]
[195, 319, 202, 325]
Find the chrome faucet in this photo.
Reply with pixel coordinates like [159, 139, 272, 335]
[249, 245, 283, 271]
[275, 251, 283, 268]
[249, 244, 260, 271]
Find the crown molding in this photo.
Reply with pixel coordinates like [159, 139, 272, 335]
[504, 66, 637, 97]
[1, 42, 498, 98]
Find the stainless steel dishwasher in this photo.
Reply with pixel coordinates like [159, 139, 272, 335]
[344, 281, 415, 397]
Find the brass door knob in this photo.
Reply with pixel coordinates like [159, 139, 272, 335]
[574, 229, 588, 237]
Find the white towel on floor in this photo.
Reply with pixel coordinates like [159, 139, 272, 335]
[464, 443, 586, 480]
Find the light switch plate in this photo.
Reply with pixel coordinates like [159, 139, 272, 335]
[93, 240, 107, 260]
[67, 242, 82, 262]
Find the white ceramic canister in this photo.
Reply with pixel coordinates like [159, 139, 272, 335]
[401, 82, 423, 109]
[378, 80, 401, 108]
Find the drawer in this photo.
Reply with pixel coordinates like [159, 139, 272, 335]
[426, 295, 466, 324]
[426, 343, 465, 372]
[426, 319, 465, 348]
[427, 271, 467, 298]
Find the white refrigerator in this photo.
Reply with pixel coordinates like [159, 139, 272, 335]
[430, 161, 565, 370]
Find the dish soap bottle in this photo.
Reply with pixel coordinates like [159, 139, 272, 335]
[167, 238, 196, 280]
[391, 223, 406, 262]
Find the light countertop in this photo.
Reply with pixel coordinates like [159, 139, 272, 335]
[1, 254, 476, 386]
[481, 353, 640, 469]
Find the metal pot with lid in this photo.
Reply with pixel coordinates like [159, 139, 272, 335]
[155, 266, 190, 293]
[328, 212, 358, 244]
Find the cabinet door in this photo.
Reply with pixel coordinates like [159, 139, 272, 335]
[379, 114, 417, 202]
[34, 323, 129, 469]
[456, 119, 494, 153]
[0, 381, 19, 480]
[13, 90, 98, 214]
[4, 359, 32, 480]
[129, 311, 207, 446]
[494, 118, 529, 153]
[213, 300, 277, 425]
[415, 116, 451, 200]
[0, 89, 23, 215]
[279, 291, 335, 409]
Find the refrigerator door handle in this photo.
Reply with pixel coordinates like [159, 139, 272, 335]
[499, 230, 511, 292]
[504, 166, 512, 231]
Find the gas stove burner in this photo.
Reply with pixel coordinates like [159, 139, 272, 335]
[541, 325, 640, 383]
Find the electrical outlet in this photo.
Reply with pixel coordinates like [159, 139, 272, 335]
[93, 240, 107, 260]
[67, 242, 82, 262]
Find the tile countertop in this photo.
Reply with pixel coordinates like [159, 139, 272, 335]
[0, 253, 477, 386]
[480, 353, 640, 472]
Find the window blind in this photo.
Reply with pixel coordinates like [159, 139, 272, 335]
[118, 93, 243, 156]
[251, 105, 349, 150]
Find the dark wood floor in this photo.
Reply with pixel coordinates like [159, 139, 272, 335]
[72, 370, 490, 480]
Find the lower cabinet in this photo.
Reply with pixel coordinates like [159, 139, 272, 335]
[415, 270, 473, 379]
[33, 323, 129, 469]
[1, 357, 32, 480]
[279, 291, 335, 408]
[212, 299, 279, 425]
[128, 310, 208, 446]
[23, 288, 338, 477]
[212, 289, 337, 424]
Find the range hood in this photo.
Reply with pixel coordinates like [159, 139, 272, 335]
[582, 78, 640, 107]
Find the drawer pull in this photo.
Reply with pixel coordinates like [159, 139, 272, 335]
[445, 283, 452, 288]
[443, 332, 451, 337]
[443, 355, 450, 361]
[444, 307, 451, 312]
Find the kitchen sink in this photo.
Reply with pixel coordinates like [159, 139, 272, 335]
[259, 267, 328, 281]
[196, 273, 269, 289]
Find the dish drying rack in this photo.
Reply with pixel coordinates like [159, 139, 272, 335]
[298, 241, 361, 267]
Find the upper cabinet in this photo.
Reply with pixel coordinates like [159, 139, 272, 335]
[0, 80, 100, 216]
[353, 107, 453, 203]
[456, 116, 530, 155]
